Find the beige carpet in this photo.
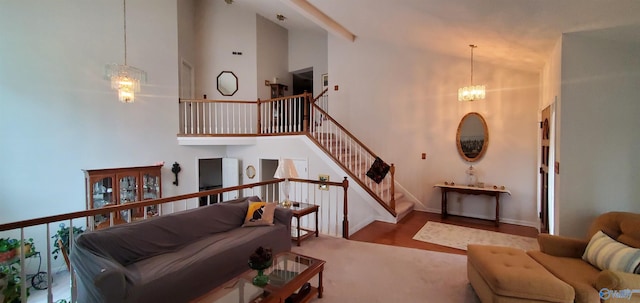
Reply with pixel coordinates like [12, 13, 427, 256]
[291, 236, 480, 303]
[412, 221, 539, 251]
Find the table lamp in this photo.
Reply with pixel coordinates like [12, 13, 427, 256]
[273, 159, 299, 207]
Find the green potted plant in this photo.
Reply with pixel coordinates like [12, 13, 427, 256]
[14, 239, 34, 257]
[51, 223, 84, 262]
[0, 266, 26, 303]
[0, 239, 19, 262]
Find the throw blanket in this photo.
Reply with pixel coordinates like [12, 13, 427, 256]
[366, 157, 390, 184]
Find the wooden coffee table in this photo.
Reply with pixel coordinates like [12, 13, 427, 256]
[192, 252, 325, 303]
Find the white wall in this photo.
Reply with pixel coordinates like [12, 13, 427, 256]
[256, 14, 290, 100]
[194, 0, 257, 100]
[557, 33, 640, 237]
[0, 0, 228, 269]
[327, 35, 541, 227]
[178, 0, 196, 72]
[289, 29, 328, 97]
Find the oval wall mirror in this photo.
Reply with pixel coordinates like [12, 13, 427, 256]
[217, 71, 238, 96]
[456, 112, 489, 162]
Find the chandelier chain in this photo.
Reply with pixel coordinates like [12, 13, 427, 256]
[469, 44, 477, 85]
[123, 0, 127, 65]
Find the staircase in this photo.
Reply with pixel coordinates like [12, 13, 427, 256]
[178, 91, 415, 222]
[308, 96, 414, 221]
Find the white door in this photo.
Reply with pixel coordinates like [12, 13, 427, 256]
[222, 158, 239, 201]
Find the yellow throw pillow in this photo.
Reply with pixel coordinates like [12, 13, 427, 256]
[243, 202, 276, 227]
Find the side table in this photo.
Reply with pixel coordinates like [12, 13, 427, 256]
[286, 202, 319, 246]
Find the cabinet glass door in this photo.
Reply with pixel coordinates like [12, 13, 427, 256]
[142, 172, 160, 217]
[92, 176, 113, 227]
[118, 175, 138, 222]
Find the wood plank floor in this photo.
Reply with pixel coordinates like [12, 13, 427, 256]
[349, 211, 539, 255]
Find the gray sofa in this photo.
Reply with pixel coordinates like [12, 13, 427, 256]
[70, 196, 292, 303]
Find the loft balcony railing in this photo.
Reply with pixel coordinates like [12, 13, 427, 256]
[0, 178, 348, 303]
[178, 90, 397, 216]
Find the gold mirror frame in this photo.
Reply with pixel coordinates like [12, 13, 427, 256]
[246, 165, 256, 179]
[456, 112, 489, 162]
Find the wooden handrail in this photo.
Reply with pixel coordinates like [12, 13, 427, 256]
[0, 178, 348, 232]
[178, 98, 256, 104]
[309, 103, 380, 160]
[179, 94, 308, 105]
[312, 88, 329, 103]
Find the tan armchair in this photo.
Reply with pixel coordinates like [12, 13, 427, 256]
[528, 212, 640, 303]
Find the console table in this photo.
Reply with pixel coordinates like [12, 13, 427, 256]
[434, 183, 511, 226]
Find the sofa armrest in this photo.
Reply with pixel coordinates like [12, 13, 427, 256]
[537, 234, 589, 258]
[596, 270, 640, 298]
[70, 241, 129, 302]
[274, 207, 293, 233]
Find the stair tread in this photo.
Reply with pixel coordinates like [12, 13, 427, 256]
[395, 199, 414, 215]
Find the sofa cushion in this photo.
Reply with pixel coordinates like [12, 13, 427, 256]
[528, 250, 601, 303]
[582, 230, 640, 274]
[243, 201, 277, 227]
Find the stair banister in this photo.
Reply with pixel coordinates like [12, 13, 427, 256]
[342, 177, 349, 239]
[308, 102, 396, 215]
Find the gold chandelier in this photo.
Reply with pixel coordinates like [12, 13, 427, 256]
[458, 44, 485, 102]
[105, 0, 146, 103]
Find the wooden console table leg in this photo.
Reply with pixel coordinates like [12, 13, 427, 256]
[495, 194, 500, 227]
[441, 190, 448, 219]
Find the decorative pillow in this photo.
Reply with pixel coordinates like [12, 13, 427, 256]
[243, 202, 276, 227]
[582, 230, 640, 274]
[366, 157, 390, 184]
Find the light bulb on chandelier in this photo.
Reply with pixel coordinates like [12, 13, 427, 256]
[458, 44, 486, 102]
[105, 0, 147, 103]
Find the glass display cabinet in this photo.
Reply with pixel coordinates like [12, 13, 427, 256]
[84, 164, 162, 230]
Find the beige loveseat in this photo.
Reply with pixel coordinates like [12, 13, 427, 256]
[468, 212, 640, 303]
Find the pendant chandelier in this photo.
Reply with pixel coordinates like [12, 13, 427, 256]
[105, 0, 146, 103]
[458, 44, 485, 102]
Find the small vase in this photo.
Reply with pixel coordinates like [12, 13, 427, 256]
[248, 259, 273, 286]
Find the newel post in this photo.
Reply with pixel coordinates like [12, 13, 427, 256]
[256, 98, 262, 135]
[342, 176, 349, 239]
[303, 91, 310, 133]
[390, 164, 396, 211]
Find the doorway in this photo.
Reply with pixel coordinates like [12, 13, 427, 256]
[539, 102, 556, 234]
[198, 157, 239, 206]
[199, 158, 222, 206]
[292, 68, 313, 96]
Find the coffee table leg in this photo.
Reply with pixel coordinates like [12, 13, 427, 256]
[315, 209, 319, 237]
[318, 270, 323, 298]
[296, 216, 301, 246]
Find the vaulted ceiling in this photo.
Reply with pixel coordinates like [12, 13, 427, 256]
[233, 0, 640, 72]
